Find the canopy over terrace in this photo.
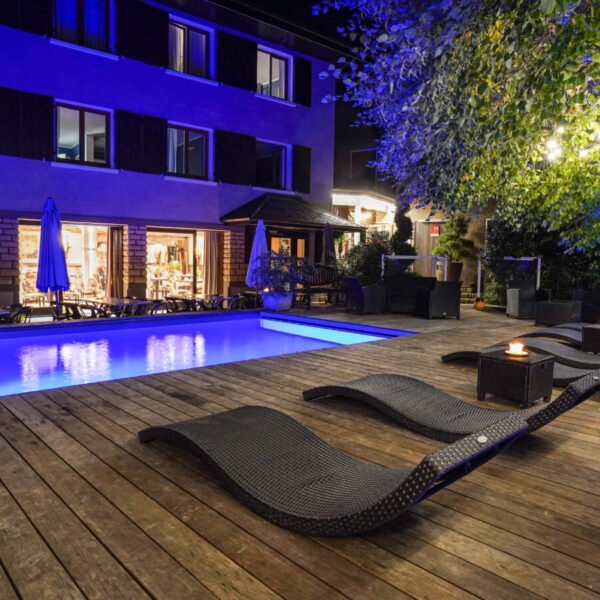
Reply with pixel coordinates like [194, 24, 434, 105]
[221, 193, 364, 260]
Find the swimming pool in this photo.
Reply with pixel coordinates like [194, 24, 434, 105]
[0, 312, 414, 396]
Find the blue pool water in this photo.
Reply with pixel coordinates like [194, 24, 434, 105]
[0, 312, 414, 396]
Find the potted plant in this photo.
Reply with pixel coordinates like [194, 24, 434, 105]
[260, 250, 304, 311]
[344, 231, 392, 312]
[432, 215, 476, 281]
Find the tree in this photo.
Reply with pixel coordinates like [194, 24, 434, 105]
[315, 0, 600, 252]
[432, 215, 476, 262]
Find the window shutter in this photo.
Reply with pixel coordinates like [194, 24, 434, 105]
[115, 110, 166, 174]
[142, 115, 167, 175]
[292, 145, 311, 194]
[0, 0, 53, 36]
[117, 0, 168, 67]
[115, 110, 143, 171]
[293, 57, 312, 107]
[0, 87, 53, 160]
[0, 87, 22, 158]
[216, 31, 257, 91]
[20, 91, 53, 160]
[214, 130, 256, 185]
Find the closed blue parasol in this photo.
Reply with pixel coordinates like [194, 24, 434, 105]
[246, 219, 268, 289]
[36, 197, 70, 314]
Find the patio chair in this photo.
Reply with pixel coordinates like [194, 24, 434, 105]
[344, 277, 386, 314]
[9, 306, 32, 324]
[415, 280, 461, 319]
[506, 280, 537, 319]
[303, 370, 600, 443]
[534, 301, 581, 326]
[139, 405, 526, 536]
[0, 303, 23, 324]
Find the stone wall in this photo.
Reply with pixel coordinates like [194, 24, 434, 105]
[0, 218, 19, 305]
[223, 228, 247, 296]
[123, 224, 147, 299]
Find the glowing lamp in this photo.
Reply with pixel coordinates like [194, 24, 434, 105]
[506, 342, 528, 357]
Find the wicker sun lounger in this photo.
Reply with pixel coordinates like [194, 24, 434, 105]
[520, 327, 582, 347]
[442, 339, 600, 370]
[303, 371, 600, 443]
[555, 323, 584, 331]
[440, 345, 592, 386]
[139, 406, 526, 536]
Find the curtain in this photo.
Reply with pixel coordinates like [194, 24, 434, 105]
[168, 23, 185, 72]
[107, 226, 123, 300]
[203, 232, 221, 297]
[83, 0, 108, 50]
[167, 127, 179, 173]
[55, 0, 78, 44]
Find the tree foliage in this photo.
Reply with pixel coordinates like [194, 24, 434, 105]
[316, 0, 600, 251]
[432, 214, 477, 261]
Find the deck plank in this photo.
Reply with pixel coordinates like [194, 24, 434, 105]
[1, 308, 598, 599]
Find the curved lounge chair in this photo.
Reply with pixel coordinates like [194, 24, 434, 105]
[303, 371, 600, 443]
[520, 327, 582, 347]
[139, 406, 526, 536]
[555, 323, 584, 331]
[440, 345, 592, 386]
[442, 339, 600, 370]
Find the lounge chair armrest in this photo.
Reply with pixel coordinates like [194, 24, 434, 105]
[414, 415, 527, 497]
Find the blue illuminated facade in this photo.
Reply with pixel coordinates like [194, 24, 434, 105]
[0, 0, 341, 305]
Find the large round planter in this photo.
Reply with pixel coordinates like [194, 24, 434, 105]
[446, 261, 463, 281]
[262, 291, 294, 311]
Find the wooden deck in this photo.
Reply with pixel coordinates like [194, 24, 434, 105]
[0, 308, 598, 599]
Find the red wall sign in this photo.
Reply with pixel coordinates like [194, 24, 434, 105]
[430, 224, 440, 237]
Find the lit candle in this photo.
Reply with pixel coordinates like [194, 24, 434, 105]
[507, 342, 526, 356]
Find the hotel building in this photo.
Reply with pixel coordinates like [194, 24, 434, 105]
[0, 0, 360, 306]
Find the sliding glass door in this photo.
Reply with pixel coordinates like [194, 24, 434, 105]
[19, 222, 112, 304]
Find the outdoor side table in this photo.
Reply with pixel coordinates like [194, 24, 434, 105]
[582, 325, 600, 354]
[477, 350, 553, 408]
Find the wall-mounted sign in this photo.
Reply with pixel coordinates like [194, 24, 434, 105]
[430, 224, 440, 237]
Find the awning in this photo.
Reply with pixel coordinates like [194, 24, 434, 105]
[221, 193, 364, 232]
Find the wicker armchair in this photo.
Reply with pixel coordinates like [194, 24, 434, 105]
[344, 277, 386, 314]
[415, 281, 461, 319]
[535, 301, 582, 326]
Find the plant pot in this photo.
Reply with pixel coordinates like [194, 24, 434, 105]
[262, 291, 294, 311]
[445, 261, 463, 281]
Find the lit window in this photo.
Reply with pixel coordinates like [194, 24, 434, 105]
[56, 105, 109, 165]
[168, 22, 210, 79]
[167, 126, 209, 179]
[255, 141, 286, 189]
[55, 0, 110, 52]
[257, 49, 288, 100]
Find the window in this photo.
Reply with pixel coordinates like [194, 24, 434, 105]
[255, 141, 286, 189]
[167, 126, 209, 179]
[19, 223, 110, 304]
[257, 49, 288, 100]
[55, 0, 110, 52]
[168, 22, 210, 79]
[56, 104, 109, 166]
